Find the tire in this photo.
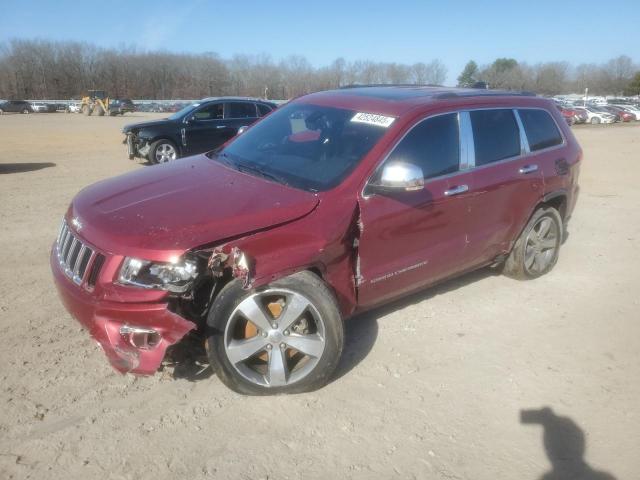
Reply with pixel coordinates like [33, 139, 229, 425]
[22, 108, 30, 114]
[94, 105, 104, 116]
[590, 117, 600, 125]
[82, 105, 91, 116]
[0, 109, 3, 115]
[206, 271, 344, 395]
[503, 206, 563, 280]
[148, 139, 178, 163]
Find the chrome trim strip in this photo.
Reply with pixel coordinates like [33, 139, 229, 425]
[459, 111, 475, 169]
[513, 109, 531, 154]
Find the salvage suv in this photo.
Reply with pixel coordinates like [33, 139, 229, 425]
[122, 97, 277, 163]
[51, 86, 581, 394]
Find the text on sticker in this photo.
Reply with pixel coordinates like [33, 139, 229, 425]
[351, 112, 395, 128]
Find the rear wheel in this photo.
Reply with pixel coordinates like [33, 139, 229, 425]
[503, 206, 562, 280]
[206, 271, 344, 395]
[149, 139, 178, 163]
[82, 105, 91, 116]
[94, 105, 104, 116]
[590, 117, 600, 124]
[22, 108, 30, 114]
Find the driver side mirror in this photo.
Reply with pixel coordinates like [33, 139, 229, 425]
[367, 161, 424, 194]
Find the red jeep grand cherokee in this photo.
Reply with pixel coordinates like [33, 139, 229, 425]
[51, 86, 581, 394]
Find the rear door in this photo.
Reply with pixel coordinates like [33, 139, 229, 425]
[463, 108, 544, 265]
[357, 112, 474, 308]
[222, 102, 260, 138]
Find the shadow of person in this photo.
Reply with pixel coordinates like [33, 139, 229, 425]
[0, 162, 56, 174]
[521, 407, 616, 480]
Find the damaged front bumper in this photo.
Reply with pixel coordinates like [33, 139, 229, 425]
[50, 248, 195, 375]
[123, 133, 150, 160]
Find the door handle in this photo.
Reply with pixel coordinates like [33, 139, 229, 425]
[444, 185, 469, 196]
[215, 125, 227, 129]
[519, 164, 538, 174]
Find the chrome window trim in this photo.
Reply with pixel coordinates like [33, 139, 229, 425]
[459, 111, 475, 169]
[513, 109, 531, 155]
[362, 105, 567, 199]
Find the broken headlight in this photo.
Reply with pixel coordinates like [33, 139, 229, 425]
[118, 257, 198, 293]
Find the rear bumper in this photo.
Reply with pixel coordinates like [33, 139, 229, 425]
[50, 247, 195, 375]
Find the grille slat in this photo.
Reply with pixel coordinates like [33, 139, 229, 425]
[56, 221, 98, 285]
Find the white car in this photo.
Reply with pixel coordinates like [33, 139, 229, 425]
[612, 104, 640, 121]
[67, 103, 81, 113]
[30, 102, 48, 113]
[574, 107, 616, 124]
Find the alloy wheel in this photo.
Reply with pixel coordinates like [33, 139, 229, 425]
[524, 217, 559, 275]
[223, 289, 326, 388]
[155, 143, 177, 162]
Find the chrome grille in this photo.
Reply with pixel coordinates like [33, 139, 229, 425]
[56, 221, 95, 285]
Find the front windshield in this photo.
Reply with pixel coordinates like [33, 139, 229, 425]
[212, 102, 390, 191]
[167, 103, 200, 120]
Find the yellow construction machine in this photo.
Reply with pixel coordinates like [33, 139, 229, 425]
[80, 90, 110, 116]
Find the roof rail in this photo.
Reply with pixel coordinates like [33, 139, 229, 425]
[338, 84, 537, 98]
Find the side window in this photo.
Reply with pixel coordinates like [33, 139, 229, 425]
[470, 109, 520, 165]
[257, 103, 273, 117]
[385, 113, 460, 180]
[226, 102, 257, 119]
[193, 103, 223, 120]
[518, 109, 563, 151]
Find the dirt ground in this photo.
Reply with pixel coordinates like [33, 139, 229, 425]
[0, 112, 638, 480]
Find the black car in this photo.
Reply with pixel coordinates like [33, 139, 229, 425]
[0, 100, 33, 114]
[123, 97, 277, 163]
[110, 98, 136, 116]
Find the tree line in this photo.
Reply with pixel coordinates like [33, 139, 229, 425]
[0, 39, 638, 100]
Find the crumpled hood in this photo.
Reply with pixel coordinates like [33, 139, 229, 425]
[68, 155, 319, 260]
[123, 119, 176, 132]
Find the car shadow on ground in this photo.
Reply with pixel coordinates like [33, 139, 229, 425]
[0, 162, 56, 174]
[520, 407, 616, 480]
[168, 266, 501, 384]
[333, 265, 501, 380]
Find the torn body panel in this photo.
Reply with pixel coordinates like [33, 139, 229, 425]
[199, 197, 361, 318]
[51, 248, 195, 375]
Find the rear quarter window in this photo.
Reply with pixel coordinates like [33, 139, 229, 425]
[518, 109, 563, 151]
[470, 109, 521, 166]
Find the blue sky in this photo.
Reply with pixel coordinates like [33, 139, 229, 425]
[2, 0, 639, 84]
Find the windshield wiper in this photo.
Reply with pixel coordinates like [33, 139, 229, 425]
[234, 162, 289, 186]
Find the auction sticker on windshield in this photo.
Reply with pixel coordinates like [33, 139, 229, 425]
[350, 112, 395, 128]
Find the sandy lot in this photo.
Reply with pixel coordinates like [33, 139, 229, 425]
[0, 112, 638, 480]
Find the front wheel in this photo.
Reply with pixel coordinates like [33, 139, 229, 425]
[22, 108, 30, 114]
[206, 271, 344, 395]
[503, 206, 563, 280]
[591, 117, 600, 124]
[148, 139, 178, 163]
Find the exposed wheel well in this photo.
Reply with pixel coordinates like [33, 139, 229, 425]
[542, 195, 567, 220]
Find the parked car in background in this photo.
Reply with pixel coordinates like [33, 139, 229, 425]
[603, 105, 634, 122]
[123, 97, 278, 163]
[574, 106, 615, 124]
[53, 85, 581, 394]
[67, 102, 81, 113]
[612, 104, 640, 121]
[0, 100, 33, 114]
[109, 98, 136, 115]
[557, 105, 578, 125]
[31, 102, 57, 113]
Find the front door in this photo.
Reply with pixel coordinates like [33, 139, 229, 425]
[184, 102, 226, 155]
[357, 112, 473, 308]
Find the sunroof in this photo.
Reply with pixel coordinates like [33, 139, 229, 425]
[335, 86, 449, 101]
